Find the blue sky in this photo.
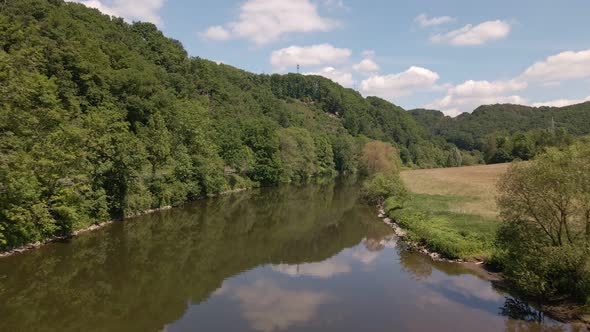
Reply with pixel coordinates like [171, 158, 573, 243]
[71, 0, 590, 115]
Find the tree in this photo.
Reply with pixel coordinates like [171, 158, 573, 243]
[496, 139, 590, 300]
[361, 141, 401, 175]
[446, 146, 462, 167]
[361, 173, 409, 206]
[138, 112, 172, 175]
[277, 127, 317, 181]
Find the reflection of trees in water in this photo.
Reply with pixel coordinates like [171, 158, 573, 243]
[397, 249, 433, 280]
[501, 298, 569, 332]
[0, 181, 391, 332]
[500, 297, 545, 323]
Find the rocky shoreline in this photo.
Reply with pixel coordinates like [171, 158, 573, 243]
[377, 206, 483, 264]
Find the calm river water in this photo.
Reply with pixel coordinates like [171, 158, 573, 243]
[0, 181, 580, 331]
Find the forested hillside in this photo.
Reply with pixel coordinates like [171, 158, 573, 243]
[2, 0, 588, 251]
[410, 102, 589, 163]
[0, 0, 456, 249]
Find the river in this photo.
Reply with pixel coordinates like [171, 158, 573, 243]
[0, 180, 579, 331]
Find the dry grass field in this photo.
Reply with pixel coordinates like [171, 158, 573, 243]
[400, 163, 510, 218]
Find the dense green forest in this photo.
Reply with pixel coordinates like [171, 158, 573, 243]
[1, 0, 589, 251]
[410, 102, 589, 163]
[0, 0, 456, 250]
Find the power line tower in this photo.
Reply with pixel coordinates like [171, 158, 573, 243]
[551, 116, 556, 133]
[296, 64, 300, 74]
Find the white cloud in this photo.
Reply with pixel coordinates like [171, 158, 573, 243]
[426, 79, 527, 116]
[521, 49, 590, 82]
[424, 49, 590, 115]
[270, 44, 351, 71]
[67, 0, 164, 25]
[201, 25, 231, 41]
[353, 59, 379, 74]
[531, 96, 590, 108]
[431, 20, 511, 46]
[448, 79, 527, 97]
[201, 0, 337, 45]
[360, 66, 440, 99]
[304, 67, 354, 87]
[427, 95, 527, 117]
[414, 14, 455, 28]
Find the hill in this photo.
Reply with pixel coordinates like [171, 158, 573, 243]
[410, 102, 590, 151]
[0, 0, 456, 249]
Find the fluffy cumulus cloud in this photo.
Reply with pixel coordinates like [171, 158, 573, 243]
[67, 0, 164, 25]
[431, 20, 511, 46]
[304, 67, 354, 87]
[353, 59, 379, 74]
[201, 25, 231, 41]
[521, 49, 590, 82]
[426, 79, 527, 116]
[201, 0, 337, 45]
[360, 66, 440, 99]
[270, 44, 351, 71]
[414, 14, 455, 28]
[428, 94, 527, 117]
[426, 48, 590, 116]
[531, 96, 590, 108]
[448, 79, 527, 97]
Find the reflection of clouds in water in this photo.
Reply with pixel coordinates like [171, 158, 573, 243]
[416, 274, 504, 315]
[226, 279, 331, 332]
[272, 260, 351, 278]
[351, 249, 379, 265]
[427, 276, 503, 303]
[272, 238, 392, 279]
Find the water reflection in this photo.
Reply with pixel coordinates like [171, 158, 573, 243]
[0, 181, 579, 332]
[272, 261, 352, 278]
[223, 279, 332, 332]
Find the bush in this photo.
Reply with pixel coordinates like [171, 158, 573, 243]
[361, 172, 409, 205]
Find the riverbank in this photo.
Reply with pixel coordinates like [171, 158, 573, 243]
[0, 205, 173, 258]
[0, 187, 253, 258]
[386, 164, 508, 261]
[377, 206, 590, 327]
[381, 163, 590, 327]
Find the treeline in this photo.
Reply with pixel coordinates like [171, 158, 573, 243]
[410, 103, 589, 163]
[0, 0, 461, 250]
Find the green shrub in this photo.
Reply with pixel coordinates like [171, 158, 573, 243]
[361, 172, 409, 205]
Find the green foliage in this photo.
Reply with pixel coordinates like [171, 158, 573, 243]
[496, 139, 590, 301]
[360, 140, 402, 175]
[389, 194, 498, 260]
[277, 127, 318, 181]
[361, 173, 409, 205]
[446, 146, 463, 167]
[409, 104, 586, 162]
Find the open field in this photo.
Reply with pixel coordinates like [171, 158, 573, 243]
[386, 163, 510, 260]
[400, 163, 510, 218]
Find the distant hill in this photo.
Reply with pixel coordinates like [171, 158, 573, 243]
[409, 102, 590, 150]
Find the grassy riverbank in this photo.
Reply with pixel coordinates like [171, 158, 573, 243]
[386, 164, 509, 260]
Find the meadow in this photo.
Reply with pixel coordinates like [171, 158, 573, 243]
[386, 164, 509, 260]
